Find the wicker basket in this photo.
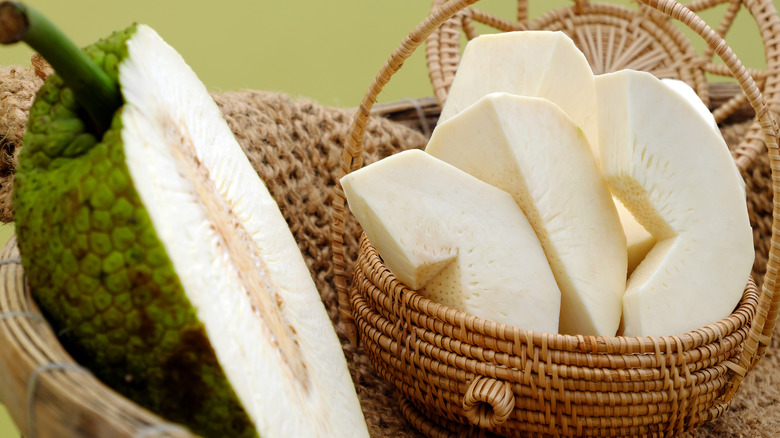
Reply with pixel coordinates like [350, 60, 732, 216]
[332, 0, 780, 437]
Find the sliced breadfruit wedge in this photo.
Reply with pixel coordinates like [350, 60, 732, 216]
[426, 93, 626, 336]
[596, 69, 753, 337]
[9, 11, 368, 437]
[615, 197, 656, 276]
[341, 149, 561, 333]
[438, 30, 649, 286]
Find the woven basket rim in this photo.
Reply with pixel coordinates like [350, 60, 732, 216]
[354, 233, 760, 355]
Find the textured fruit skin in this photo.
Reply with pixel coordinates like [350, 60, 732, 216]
[13, 27, 258, 438]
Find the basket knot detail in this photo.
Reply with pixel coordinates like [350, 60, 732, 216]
[462, 376, 515, 428]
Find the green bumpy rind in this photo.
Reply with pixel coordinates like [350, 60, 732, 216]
[13, 26, 258, 438]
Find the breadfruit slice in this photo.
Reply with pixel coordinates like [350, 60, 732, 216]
[426, 93, 627, 336]
[11, 20, 368, 438]
[615, 196, 656, 276]
[615, 78, 726, 277]
[439, 31, 599, 154]
[341, 149, 561, 333]
[661, 78, 719, 133]
[596, 70, 753, 337]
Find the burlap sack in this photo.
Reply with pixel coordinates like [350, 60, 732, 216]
[0, 63, 777, 437]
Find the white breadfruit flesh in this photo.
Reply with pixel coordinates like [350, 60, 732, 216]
[427, 93, 627, 336]
[660, 78, 719, 133]
[613, 77, 732, 277]
[614, 197, 656, 277]
[340, 149, 561, 333]
[596, 69, 753, 337]
[439, 31, 599, 156]
[120, 25, 369, 437]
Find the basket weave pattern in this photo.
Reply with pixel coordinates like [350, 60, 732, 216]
[352, 235, 761, 436]
[332, 0, 780, 436]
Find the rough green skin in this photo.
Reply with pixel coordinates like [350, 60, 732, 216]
[13, 26, 258, 438]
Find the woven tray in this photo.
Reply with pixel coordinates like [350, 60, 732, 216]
[332, 0, 780, 437]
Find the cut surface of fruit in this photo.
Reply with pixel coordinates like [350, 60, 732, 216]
[119, 25, 368, 437]
[661, 78, 719, 133]
[615, 198, 656, 276]
[596, 70, 753, 337]
[341, 149, 561, 333]
[599, 77, 727, 278]
[426, 93, 626, 336]
[439, 31, 599, 155]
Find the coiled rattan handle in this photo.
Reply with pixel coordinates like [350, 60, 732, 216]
[462, 377, 515, 428]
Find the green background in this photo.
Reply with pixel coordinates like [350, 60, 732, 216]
[0, 0, 777, 435]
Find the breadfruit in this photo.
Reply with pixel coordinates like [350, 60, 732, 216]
[427, 93, 626, 336]
[4, 3, 368, 437]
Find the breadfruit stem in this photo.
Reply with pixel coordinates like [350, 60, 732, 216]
[0, 1, 121, 132]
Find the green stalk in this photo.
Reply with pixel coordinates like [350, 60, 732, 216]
[0, 1, 121, 132]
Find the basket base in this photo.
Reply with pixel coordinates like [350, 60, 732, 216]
[396, 392, 733, 438]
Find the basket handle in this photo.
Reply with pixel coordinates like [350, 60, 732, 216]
[462, 377, 515, 428]
[638, 0, 780, 396]
[332, 0, 481, 347]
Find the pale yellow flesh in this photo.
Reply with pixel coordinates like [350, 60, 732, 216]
[341, 150, 561, 333]
[660, 78, 719, 133]
[427, 93, 626, 336]
[596, 70, 753, 337]
[615, 199, 656, 276]
[119, 25, 369, 437]
[440, 30, 652, 289]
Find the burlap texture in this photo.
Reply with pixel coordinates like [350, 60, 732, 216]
[0, 64, 777, 437]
